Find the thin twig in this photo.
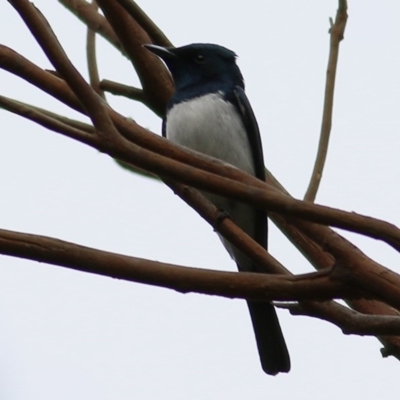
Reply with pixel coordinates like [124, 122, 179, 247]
[100, 79, 146, 102]
[0, 95, 96, 143]
[304, 0, 348, 201]
[0, 95, 93, 132]
[86, 0, 105, 99]
[276, 301, 400, 336]
[59, 0, 125, 56]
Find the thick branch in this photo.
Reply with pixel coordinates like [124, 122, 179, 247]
[96, 0, 173, 116]
[114, 0, 172, 47]
[0, 228, 361, 302]
[9, 0, 118, 140]
[166, 181, 289, 275]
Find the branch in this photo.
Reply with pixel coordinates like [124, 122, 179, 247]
[166, 181, 289, 275]
[277, 301, 400, 336]
[100, 79, 147, 103]
[86, 0, 105, 99]
[267, 175, 400, 356]
[114, 0, 173, 47]
[4, 225, 400, 341]
[304, 0, 348, 201]
[95, 0, 173, 116]
[291, 220, 400, 312]
[9, 0, 118, 140]
[0, 228, 363, 302]
[0, 45, 84, 112]
[0, 95, 96, 143]
[3, 46, 400, 257]
[59, 0, 125, 56]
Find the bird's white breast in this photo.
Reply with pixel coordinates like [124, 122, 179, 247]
[166, 93, 257, 267]
[166, 93, 255, 175]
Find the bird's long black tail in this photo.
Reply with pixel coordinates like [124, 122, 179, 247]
[247, 301, 290, 375]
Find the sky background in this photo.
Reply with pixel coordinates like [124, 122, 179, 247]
[1, 1, 400, 399]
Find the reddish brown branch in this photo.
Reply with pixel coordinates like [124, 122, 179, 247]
[167, 181, 290, 276]
[271, 214, 400, 357]
[9, 0, 117, 139]
[100, 79, 148, 104]
[95, 0, 173, 115]
[59, 0, 125, 56]
[0, 228, 362, 302]
[0, 95, 96, 143]
[86, 0, 105, 99]
[0, 45, 84, 112]
[114, 0, 172, 47]
[293, 221, 400, 311]
[2, 45, 400, 256]
[278, 301, 400, 336]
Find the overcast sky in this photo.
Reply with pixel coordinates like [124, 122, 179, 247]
[1, 1, 400, 399]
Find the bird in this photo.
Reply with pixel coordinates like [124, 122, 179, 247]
[144, 43, 290, 375]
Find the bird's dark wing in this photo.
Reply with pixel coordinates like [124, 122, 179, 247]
[232, 87, 289, 374]
[162, 117, 167, 138]
[232, 86, 267, 250]
[233, 86, 266, 182]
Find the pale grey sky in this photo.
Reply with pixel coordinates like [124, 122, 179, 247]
[1, 1, 400, 399]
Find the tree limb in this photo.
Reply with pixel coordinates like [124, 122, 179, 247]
[86, 0, 105, 99]
[114, 0, 173, 47]
[59, 0, 125, 56]
[304, 0, 348, 201]
[0, 228, 364, 302]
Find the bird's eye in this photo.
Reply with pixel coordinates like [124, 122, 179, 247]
[194, 54, 206, 64]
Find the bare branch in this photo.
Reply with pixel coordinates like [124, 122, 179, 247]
[59, 0, 125, 56]
[267, 175, 400, 357]
[0, 45, 84, 112]
[95, 0, 173, 116]
[86, 0, 105, 99]
[304, 0, 348, 201]
[9, 0, 118, 139]
[100, 79, 146, 103]
[166, 181, 290, 276]
[0, 228, 363, 303]
[0, 95, 96, 144]
[3, 46, 400, 257]
[114, 0, 172, 47]
[291, 220, 400, 312]
[277, 301, 400, 336]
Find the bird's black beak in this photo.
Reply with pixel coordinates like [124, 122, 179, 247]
[143, 44, 176, 61]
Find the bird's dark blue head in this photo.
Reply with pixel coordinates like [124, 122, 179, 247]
[144, 43, 244, 98]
